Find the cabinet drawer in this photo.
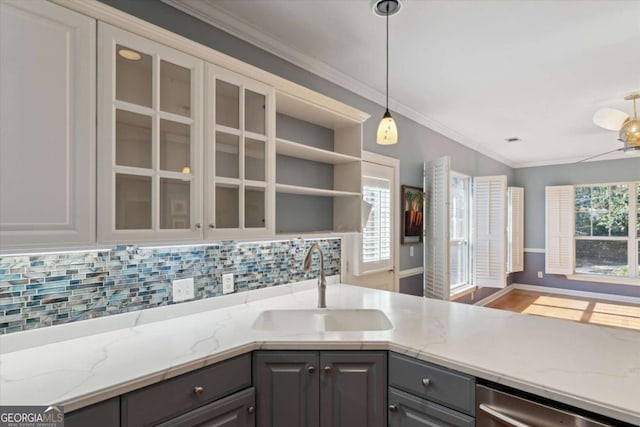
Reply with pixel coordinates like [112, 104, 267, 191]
[122, 354, 251, 426]
[389, 353, 475, 416]
[388, 387, 474, 427]
[158, 387, 255, 427]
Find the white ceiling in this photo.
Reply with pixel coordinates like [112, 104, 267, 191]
[167, 0, 640, 167]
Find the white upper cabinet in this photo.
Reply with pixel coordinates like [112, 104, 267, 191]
[97, 23, 204, 244]
[205, 64, 275, 238]
[0, 0, 96, 250]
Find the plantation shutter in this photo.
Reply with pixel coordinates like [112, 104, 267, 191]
[508, 187, 524, 273]
[545, 185, 575, 275]
[424, 156, 450, 300]
[473, 176, 507, 288]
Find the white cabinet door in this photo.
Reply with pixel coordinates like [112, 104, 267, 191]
[205, 64, 275, 239]
[0, 0, 95, 250]
[97, 23, 204, 244]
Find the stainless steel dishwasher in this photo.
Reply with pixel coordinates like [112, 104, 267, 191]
[476, 384, 614, 427]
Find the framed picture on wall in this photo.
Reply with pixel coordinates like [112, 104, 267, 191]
[401, 185, 424, 245]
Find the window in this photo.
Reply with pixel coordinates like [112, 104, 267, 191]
[450, 173, 471, 294]
[574, 182, 639, 278]
[363, 178, 391, 263]
[356, 161, 393, 274]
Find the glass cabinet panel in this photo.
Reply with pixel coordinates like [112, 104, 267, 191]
[115, 174, 152, 229]
[245, 187, 265, 228]
[215, 132, 240, 178]
[245, 89, 266, 135]
[209, 68, 271, 234]
[116, 44, 152, 107]
[160, 59, 191, 117]
[216, 185, 239, 228]
[160, 120, 190, 173]
[245, 138, 265, 181]
[116, 110, 152, 169]
[160, 178, 190, 229]
[103, 25, 202, 240]
[216, 80, 240, 129]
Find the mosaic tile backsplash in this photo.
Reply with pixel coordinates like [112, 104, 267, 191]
[0, 238, 341, 335]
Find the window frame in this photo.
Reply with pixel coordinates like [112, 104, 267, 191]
[573, 181, 639, 280]
[449, 171, 472, 295]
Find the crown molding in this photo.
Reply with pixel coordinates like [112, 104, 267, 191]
[162, 0, 516, 168]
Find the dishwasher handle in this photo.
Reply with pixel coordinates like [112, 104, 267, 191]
[479, 404, 531, 427]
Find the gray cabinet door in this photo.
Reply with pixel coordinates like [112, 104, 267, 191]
[388, 387, 474, 427]
[253, 351, 319, 427]
[158, 388, 255, 427]
[319, 351, 387, 427]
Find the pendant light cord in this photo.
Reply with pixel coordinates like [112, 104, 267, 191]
[385, 1, 389, 111]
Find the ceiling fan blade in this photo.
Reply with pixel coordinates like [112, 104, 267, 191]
[593, 108, 629, 131]
[576, 147, 624, 164]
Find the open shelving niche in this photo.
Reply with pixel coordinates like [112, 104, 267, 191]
[275, 92, 366, 235]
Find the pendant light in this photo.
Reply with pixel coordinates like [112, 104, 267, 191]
[375, 0, 400, 145]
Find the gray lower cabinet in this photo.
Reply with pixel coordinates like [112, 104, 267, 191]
[388, 387, 474, 427]
[253, 351, 320, 427]
[157, 387, 256, 427]
[388, 352, 475, 426]
[122, 354, 252, 426]
[253, 351, 387, 427]
[65, 397, 120, 427]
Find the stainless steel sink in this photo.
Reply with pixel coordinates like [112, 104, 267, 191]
[252, 309, 393, 332]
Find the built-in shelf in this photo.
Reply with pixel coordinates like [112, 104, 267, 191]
[276, 184, 361, 197]
[276, 138, 360, 165]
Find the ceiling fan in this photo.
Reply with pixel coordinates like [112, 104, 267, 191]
[578, 93, 640, 163]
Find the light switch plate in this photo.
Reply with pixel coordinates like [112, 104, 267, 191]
[172, 278, 195, 302]
[222, 273, 234, 294]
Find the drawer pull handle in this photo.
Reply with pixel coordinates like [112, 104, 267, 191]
[194, 223, 201, 229]
[247, 405, 255, 414]
[193, 386, 204, 396]
[421, 378, 431, 387]
[208, 224, 215, 229]
[307, 365, 316, 374]
[323, 365, 332, 374]
[479, 404, 530, 427]
[388, 404, 398, 412]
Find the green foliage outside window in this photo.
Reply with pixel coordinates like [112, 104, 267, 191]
[575, 185, 629, 237]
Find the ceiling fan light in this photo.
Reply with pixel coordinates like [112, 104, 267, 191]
[377, 110, 398, 145]
[593, 108, 629, 131]
[620, 118, 640, 146]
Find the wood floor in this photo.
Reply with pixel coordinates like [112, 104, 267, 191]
[486, 290, 640, 331]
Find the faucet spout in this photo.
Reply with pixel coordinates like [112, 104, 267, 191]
[303, 243, 326, 308]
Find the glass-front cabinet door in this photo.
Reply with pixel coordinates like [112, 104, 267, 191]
[206, 64, 275, 238]
[98, 23, 203, 243]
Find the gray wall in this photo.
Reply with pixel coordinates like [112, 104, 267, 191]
[99, 0, 513, 272]
[512, 157, 640, 297]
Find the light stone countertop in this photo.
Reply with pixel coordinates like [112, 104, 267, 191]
[1, 283, 639, 424]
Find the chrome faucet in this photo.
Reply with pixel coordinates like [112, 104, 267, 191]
[304, 243, 326, 308]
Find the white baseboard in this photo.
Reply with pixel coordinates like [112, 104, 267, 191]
[475, 283, 640, 307]
[511, 283, 640, 305]
[473, 286, 513, 306]
[399, 267, 423, 279]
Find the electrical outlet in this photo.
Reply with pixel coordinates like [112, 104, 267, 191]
[222, 273, 234, 294]
[172, 278, 195, 302]
[410, 246, 414, 257]
[537, 271, 543, 279]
